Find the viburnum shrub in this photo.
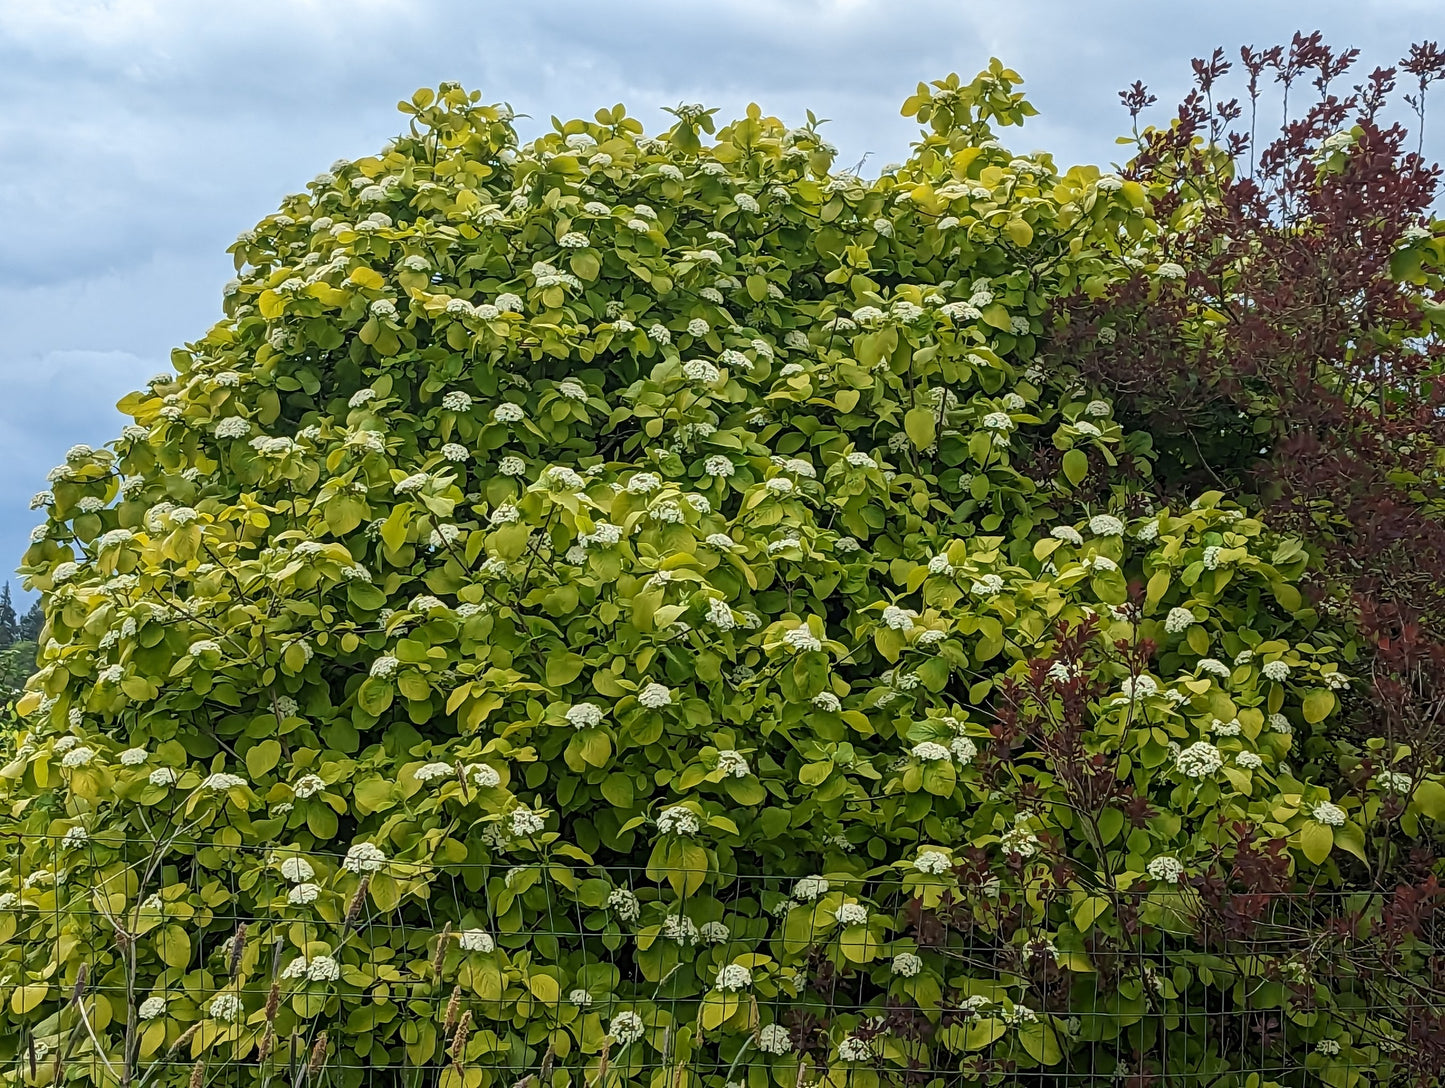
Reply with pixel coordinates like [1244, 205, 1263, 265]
[4, 64, 1442, 1087]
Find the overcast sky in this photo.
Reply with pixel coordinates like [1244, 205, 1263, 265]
[1, 0, 1440, 596]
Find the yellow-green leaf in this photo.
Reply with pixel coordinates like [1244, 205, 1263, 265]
[1299, 822, 1333, 865]
[1062, 448, 1088, 486]
[1302, 689, 1335, 724]
[904, 406, 936, 449]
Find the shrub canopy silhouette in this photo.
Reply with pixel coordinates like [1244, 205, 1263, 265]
[6, 59, 1444, 1087]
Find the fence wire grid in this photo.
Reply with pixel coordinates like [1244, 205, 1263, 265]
[1, 832, 1440, 1088]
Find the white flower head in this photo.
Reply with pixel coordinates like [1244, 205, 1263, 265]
[892, 952, 923, 977]
[287, 883, 321, 905]
[638, 682, 673, 709]
[607, 887, 640, 921]
[458, 929, 495, 952]
[293, 774, 326, 798]
[1000, 826, 1041, 857]
[1146, 856, 1184, 884]
[510, 807, 546, 836]
[657, 806, 699, 836]
[61, 746, 96, 768]
[1175, 741, 1223, 779]
[699, 920, 730, 944]
[1375, 770, 1412, 793]
[715, 750, 749, 777]
[794, 876, 829, 901]
[609, 1011, 646, 1046]
[912, 741, 951, 762]
[1163, 607, 1197, 635]
[470, 763, 501, 789]
[837, 1035, 872, 1062]
[661, 913, 699, 947]
[913, 850, 951, 874]
[1089, 514, 1125, 537]
[414, 762, 454, 783]
[714, 964, 752, 991]
[881, 605, 916, 632]
[757, 1024, 793, 1055]
[834, 902, 869, 927]
[1311, 800, 1347, 827]
[343, 842, 387, 873]
[280, 856, 315, 883]
[209, 993, 242, 1020]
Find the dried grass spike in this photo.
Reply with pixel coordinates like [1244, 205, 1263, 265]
[433, 922, 453, 977]
[344, 877, 370, 930]
[169, 1022, 203, 1054]
[308, 1031, 328, 1076]
[229, 922, 247, 978]
[443, 985, 461, 1034]
[451, 1010, 472, 1067]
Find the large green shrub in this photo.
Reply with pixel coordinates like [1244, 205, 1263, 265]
[5, 68, 1438, 1087]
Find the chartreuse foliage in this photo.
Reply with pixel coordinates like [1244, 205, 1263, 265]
[4, 67, 1434, 1087]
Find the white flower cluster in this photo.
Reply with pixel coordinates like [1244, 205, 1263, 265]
[715, 750, 749, 777]
[1163, 607, 1197, 634]
[280, 856, 315, 882]
[714, 963, 752, 991]
[607, 887, 640, 921]
[565, 703, 604, 729]
[657, 806, 699, 835]
[1000, 826, 1040, 857]
[1089, 514, 1125, 537]
[610, 1012, 646, 1046]
[458, 929, 495, 952]
[881, 605, 916, 631]
[58, 744, 94, 768]
[912, 741, 951, 762]
[793, 875, 829, 901]
[892, 952, 923, 977]
[293, 774, 326, 798]
[343, 842, 387, 873]
[1175, 741, 1223, 778]
[638, 682, 672, 708]
[837, 1035, 873, 1062]
[283, 954, 340, 982]
[1146, 856, 1184, 883]
[757, 1024, 793, 1054]
[510, 807, 546, 836]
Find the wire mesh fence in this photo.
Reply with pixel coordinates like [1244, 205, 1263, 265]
[2, 830, 1441, 1087]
